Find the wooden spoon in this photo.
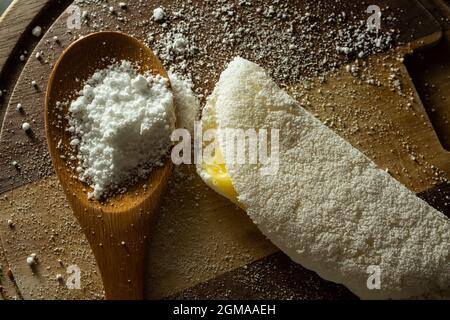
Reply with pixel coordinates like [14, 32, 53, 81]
[44, 32, 173, 300]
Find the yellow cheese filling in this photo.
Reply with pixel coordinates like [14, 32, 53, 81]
[198, 94, 244, 209]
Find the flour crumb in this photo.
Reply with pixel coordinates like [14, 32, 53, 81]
[26, 253, 37, 266]
[21, 122, 31, 131]
[153, 7, 165, 22]
[31, 26, 42, 37]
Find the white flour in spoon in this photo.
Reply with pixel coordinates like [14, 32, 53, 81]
[68, 60, 175, 199]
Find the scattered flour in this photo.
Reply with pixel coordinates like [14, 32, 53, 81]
[153, 7, 166, 22]
[205, 57, 450, 299]
[68, 61, 175, 199]
[26, 253, 37, 266]
[154, 27, 195, 72]
[146, 1, 398, 88]
[31, 26, 42, 37]
[21, 122, 30, 131]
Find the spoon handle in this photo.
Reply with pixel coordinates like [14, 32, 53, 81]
[58, 161, 173, 300]
[77, 208, 153, 300]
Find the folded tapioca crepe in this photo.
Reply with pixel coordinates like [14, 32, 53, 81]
[197, 57, 450, 299]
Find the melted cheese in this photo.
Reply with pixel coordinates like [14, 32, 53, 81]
[197, 92, 242, 208]
[201, 147, 241, 207]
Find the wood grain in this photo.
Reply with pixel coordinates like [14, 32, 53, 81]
[0, 0, 52, 74]
[0, 245, 21, 299]
[293, 53, 450, 194]
[406, 38, 450, 151]
[0, 176, 104, 299]
[171, 252, 358, 300]
[405, 1, 450, 153]
[0, 169, 278, 299]
[0, 0, 59, 300]
[0, 0, 65, 128]
[427, 0, 450, 32]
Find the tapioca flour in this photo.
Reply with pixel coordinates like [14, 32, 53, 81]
[68, 60, 175, 199]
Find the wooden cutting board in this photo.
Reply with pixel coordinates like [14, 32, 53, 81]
[0, 0, 449, 300]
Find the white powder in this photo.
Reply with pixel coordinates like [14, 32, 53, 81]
[145, 2, 397, 86]
[205, 57, 450, 299]
[153, 7, 165, 22]
[68, 61, 175, 200]
[21, 122, 30, 131]
[26, 253, 37, 266]
[31, 26, 42, 37]
[154, 29, 193, 69]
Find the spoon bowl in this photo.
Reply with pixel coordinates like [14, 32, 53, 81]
[45, 32, 173, 299]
